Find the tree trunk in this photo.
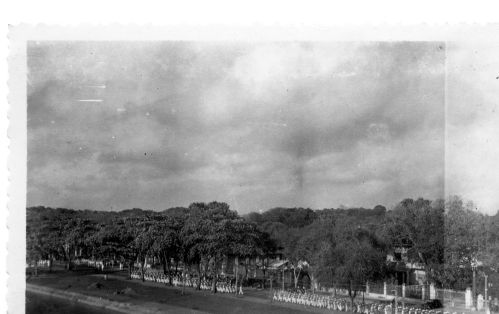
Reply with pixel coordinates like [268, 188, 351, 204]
[235, 257, 239, 294]
[64, 246, 72, 271]
[162, 255, 168, 275]
[212, 257, 218, 293]
[161, 253, 171, 285]
[140, 258, 145, 282]
[293, 268, 301, 288]
[182, 271, 186, 295]
[262, 268, 266, 289]
[66, 252, 71, 271]
[204, 258, 209, 279]
[212, 273, 218, 293]
[165, 254, 173, 286]
[349, 280, 357, 309]
[310, 273, 315, 293]
[196, 262, 202, 290]
[128, 261, 133, 279]
[244, 259, 248, 283]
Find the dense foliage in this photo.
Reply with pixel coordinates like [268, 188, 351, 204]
[27, 196, 499, 297]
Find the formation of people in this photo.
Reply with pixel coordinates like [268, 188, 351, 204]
[26, 259, 51, 268]
[273, 290, 356, 311]
[130, 270, 244, 295]
[94, 263, 493, 314]
[272, 289, 465, 314]
[74, 258, 108, 270]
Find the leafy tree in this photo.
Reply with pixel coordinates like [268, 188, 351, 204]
[294, 215, 336, 291]
[88, 215, 145, 279]
[180, 203, 211, 291]
[253, 207, 317, 228]
[133, 217, 157, 281]
[201, 202, 240, 292]
[61, 217, 97, 270]
[281, 228, 307, 289]
[229, 219, 267, 287]
[150, 216, 183, 285]
[483, 211, 499, 270]
[26, 207, 77, 271]
[385, 198, 445, 283]
[331, 225, 387, 307]
[441, 196, 487, 289]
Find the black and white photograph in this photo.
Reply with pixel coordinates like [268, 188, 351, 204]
[12, 35, 499, 314]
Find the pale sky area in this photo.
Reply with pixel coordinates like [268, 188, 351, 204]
[446, 42, 499, 216]
[26, 41, 498, 215]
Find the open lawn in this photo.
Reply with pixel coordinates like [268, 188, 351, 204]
[27, 270, 338, 314]
[26, 291, 122, 314]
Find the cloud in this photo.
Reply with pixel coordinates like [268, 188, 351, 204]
[27, 41, 454, 213]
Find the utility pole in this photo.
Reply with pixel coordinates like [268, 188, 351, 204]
[484, 274, 488, 309]
[402, 283, 406, 312]
[392, 289, 398, 314]
[395, 288, 398, 314]
[472, 265, 477, 309]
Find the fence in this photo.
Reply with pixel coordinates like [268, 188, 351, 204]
[369, 283, 386, 295]
[365, 282, 450, 301]
[405, 285, 424, 300]
[435, 289, 466, 307]
[367, 283, 407, 298]
[364, 282, 476, 308]
[298, 280, 472, 306]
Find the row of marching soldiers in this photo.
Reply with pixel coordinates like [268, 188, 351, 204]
[273, 290, 353, 311]
[130, 270, 244, 295]
[272, 290, 452, 314]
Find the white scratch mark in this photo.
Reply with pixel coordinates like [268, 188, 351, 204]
[78, 99, 103, 103]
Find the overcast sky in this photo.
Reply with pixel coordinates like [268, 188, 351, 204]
[26, 41, 498, 215]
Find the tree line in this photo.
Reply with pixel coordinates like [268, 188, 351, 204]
[27, 196, 499, 298]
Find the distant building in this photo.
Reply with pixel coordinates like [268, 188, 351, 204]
[387, 247, 426, 285]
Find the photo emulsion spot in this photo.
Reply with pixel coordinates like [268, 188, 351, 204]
[22, 40, 499, 314]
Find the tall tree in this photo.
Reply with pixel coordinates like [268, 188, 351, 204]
[150, 216, 183, 285]
[331, 225, 387, 307]
[442, 196, 487, 289]
[133, 216, 157, 281]
[385, 198, 445, 284]
[61, 217, 96, 270]
[294, 215, 336, 291]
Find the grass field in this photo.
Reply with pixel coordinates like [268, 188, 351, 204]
[26, 291, 122, 314]
[26, 269, 338, 314]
